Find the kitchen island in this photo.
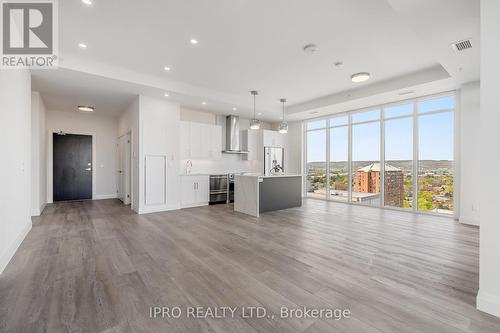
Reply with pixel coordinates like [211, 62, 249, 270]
[234, 174, 302, 217]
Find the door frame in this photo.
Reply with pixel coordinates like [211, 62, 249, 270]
[47, 129, 97, 203]
[117, 131, 132, 205]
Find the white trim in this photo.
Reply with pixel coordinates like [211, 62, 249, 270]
[139, 204, 180, 214]
[31, 202, 46, 217]
[94, 194, 118, 200]
[459, 216, 479, 226]
[180, 202, 209, 209]
[477, 290, 500, 317]
[0, 220, 32, 274]
[47, 129, 97, 203]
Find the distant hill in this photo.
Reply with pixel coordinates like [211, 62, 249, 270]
[307, 160, 452, 172]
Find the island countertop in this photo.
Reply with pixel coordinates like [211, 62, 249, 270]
[236, 173, 302, 178]
[234, 174, 302, 217]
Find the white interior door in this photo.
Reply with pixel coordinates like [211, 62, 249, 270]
[118, 133, 131, 204]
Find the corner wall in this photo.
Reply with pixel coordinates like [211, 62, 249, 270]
[459, 82, 480, 226]
[0, 70, 32, 274]
[31, 92, 47, 216]
[138, 95, 181, 213]
[119, 97, 140, 212]
[477, 0, 500, 317]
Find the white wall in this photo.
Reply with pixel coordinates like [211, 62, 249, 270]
[477, 0, 500, 318]
[46, 109, 119, 201]
[0, 70, 32, 274]
[138, 95, 180, 213]
[459, 82, 480, 226]
[119, 97, 140, 211]
[31, 92, 47, 216]
[179, 108, 269, 174]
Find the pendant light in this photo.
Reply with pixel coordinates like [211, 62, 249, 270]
[249, 90, 261, 130]
[278, 98, 288, 134]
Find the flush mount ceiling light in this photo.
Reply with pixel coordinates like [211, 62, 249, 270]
[77, 105, 95, 112]
[163, 66, 171, 71]
[201, 101, 207, 105]
[232, 107, 237, 111]
[82, 0, 92, 5]
[78, 42, 87, 49]
[351, 72, 370, 83]
[303, 43, 319, 53]
[278, 98, 288, 134]
[164, 92, 169, 97]
[249, 90, 261, 130]
[190, 39, 198, 45]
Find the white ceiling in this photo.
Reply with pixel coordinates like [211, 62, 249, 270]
[34, 0, 479, 120]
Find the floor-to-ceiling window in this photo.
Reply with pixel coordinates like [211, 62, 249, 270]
[383, 103, 414, 209]
[306, 120, 327, 199]
[303, 93, 456, 215]
[329, 116, 349, 202]
[351, 109, 381, 206]
[417, 96, 455, 214]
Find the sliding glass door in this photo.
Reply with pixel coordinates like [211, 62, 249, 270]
[303, 93, 456, 216]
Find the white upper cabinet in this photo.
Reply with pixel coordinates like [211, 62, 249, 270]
[180, 121, 191, 159]
[179, 121, 222, 160]
[210, 125, 222, 159]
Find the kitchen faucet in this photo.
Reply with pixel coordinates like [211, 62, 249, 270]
[270, 159, 284, 174]
[186, 160, 193, 174]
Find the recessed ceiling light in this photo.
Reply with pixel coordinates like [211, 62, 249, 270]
[78, 42, 87, 49]
[201, 101, 207, 105]
[164, 93, 169, 97]
[232, 107, 237, 111]
[303, 43, 318, 53]
[190, 39, 198, 45]
[82, 0, 92, 5]
[351, 72, 370, 83]
[334, 61, 344, 68]
[164, 66, 171, 71]
[257, 112, 262, 116]
[78, 105, 94, 112]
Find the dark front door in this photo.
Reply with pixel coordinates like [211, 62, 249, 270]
[53, 133, 92, 201]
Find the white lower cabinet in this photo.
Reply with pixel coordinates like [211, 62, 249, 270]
[180, 175, 209, 208]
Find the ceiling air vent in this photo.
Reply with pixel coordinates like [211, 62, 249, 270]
[451, 39, 472, 52]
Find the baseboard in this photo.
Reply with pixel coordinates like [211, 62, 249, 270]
[181, 202, 209, 209]
[0, 220, 32, 274]
[477, 290, 500, 317]
[459, 216, 480, 226]
[138, 204, 181, 214]
[31, 202, 47, 217]
[94, 194, 118, 200]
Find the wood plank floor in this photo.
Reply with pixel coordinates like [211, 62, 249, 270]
[1, 199, 500, 333]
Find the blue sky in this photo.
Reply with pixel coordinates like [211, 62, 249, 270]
[307, 96, 454, 162]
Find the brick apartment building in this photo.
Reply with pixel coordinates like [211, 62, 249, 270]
[353, 163, 404, 207]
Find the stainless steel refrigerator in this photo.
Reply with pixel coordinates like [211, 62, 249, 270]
[264, 147, 284, 175]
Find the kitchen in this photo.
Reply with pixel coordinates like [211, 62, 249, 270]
[179, 109, 302, 216]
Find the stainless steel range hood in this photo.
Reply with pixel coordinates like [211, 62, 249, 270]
[222, 115, 249, 154]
